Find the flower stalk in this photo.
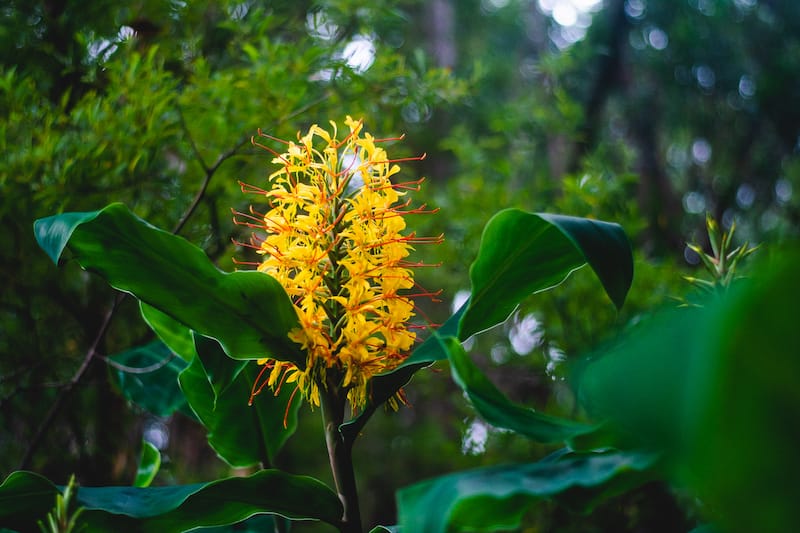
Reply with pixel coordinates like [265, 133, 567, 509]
[236, 116, 441, 532]
[320, 373, 361, 533]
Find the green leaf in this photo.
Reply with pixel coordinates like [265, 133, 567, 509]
[140, 302, 195, 361]
[33, 203, 303, 366]
[133, 441, 161, 488]
[538, 213, 633, 309]
[33, 210, 102, 265]
[578, 246, 800, 533]
[0, 470, 342, 532]
[108, 341, 190, 418]
[577, 306, 703, 450]
[179, 334, 301, 467]
[194, 333, 249, 402]
[397, 449, 657, 533]
[459, 209, 632, 340]
[0, 471, 57, 531]
[445, 336, 596, 442]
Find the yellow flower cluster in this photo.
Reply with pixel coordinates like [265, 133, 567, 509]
[238, 117, 439, 412]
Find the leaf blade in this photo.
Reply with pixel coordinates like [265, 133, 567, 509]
[34, 204, 303, 365]
[460, 209, 632, 340]
[139, 302, 195, 361]
[133, 441, 161, 488]
[0, 470, 342, 532]
[179, 334, 300, 467]
[578, 246, 800, 533]
[397, 450, 658, 533]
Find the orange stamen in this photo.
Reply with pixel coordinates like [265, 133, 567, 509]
[249, 362, 273, 405]
[283, 385, 300, 428]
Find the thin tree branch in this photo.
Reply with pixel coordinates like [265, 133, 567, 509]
[19, 293, 124, 469]
[172, 91, 332, 235]
[101, 351, 176, 374]
[178, 106, 212, 174]
[171, 136, 248, 235]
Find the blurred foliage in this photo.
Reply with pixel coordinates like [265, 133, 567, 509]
[577, 243, 800, 533]
[2, 0, 799, 531]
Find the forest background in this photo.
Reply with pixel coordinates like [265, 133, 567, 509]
[2, 0, 799, 530]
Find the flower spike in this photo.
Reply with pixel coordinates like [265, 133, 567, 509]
[235, 116, 441, 413]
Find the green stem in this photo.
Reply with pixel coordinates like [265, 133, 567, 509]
[320, 377, 362, 533]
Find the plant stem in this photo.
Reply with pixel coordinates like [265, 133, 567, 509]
[320, 377, 362, 533]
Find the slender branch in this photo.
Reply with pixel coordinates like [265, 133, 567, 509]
[171, 105, 246, 235]
[171, 138, 247, 235]
[178, 106, 212, 174]
[101, 351, 176, 373]
[172, 91, 332, 235]
[19, 293, 124, 469]
[320, 376, 362, 533]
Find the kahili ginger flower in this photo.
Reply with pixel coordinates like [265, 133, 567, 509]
[234, 116, 441, 415]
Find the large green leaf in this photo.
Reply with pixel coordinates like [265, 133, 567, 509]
[0, 470, 342, 532]
[108, 341, 191, 418]
[397, 449, 658, 533]
[445, 336, 596, 443]
[179, 334, 301, 468]
[578, 246, 800, 533]
[577, 307, 701, 450]
[33, 203, 304, 365]
[459, 209, 632, 340]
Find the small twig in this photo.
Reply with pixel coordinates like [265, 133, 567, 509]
[171, 136, 248, 235]
[177, 106, 212, 174]
[172, 91, 332, 235]
[171, 105, 238, 235]
[101, 351, 176, 374]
